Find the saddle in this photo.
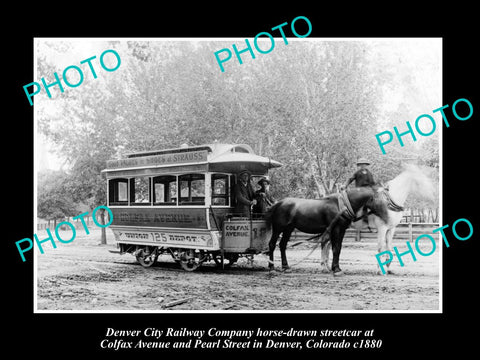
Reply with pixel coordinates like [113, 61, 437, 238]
[378, 189, 404, 212]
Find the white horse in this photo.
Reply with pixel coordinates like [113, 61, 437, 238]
[320, 164, 435, 274]
[368, 164, 435, 274]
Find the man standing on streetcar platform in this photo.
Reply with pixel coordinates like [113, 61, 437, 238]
[342, 158, 376, 189]
[254, 177, 275, 214]
[234, 170, 257, 217]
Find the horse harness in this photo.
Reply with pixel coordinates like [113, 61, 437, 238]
[291, 191, 359, 246]
[378, 189, 404, 212]
[338, 190, 357, 221]
[272, 190, 403, 271]
[275, 191, 360, 267]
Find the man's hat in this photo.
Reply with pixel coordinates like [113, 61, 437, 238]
[238, 169, 252, 177]
[258, 177, 271, 185]
[357, 158, 370, 165]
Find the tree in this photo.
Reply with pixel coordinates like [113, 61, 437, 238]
[37, 42, 123, 243]
[37, 170, 78, 227]
[37, 39, 439, 226]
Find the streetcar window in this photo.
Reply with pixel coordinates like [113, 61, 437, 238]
[233, 146, 249, 153]
[212, 174, 229, 206]
[178, 174, 205, 205]
[153, 175, 177, 205]
[131, 177, 151, 205]
[108, 178, 128, 205]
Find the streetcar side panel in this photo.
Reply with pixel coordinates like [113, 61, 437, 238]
[110, 226, 221, 251]
[222, 219, 271, 253]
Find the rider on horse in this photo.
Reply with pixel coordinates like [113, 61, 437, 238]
[342, 158, 376, 189]
[341, 158, 376, 229]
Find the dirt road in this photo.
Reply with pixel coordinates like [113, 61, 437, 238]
[36, 228, 440, 312]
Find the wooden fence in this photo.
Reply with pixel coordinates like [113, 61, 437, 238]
[401, 208, 439, 224]
[37, 216, 94, 231]
[291, 222, 440, 244]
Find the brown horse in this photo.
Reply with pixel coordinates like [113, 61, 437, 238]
[266, 187, 375, 275]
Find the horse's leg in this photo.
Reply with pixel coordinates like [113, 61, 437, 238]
[268, 230, 281, 270]
[320, 241, 331, 272]
[385, 227, 396, 273]
[279, 227, 294, 270]
[376, 223, 389, 275]
[331, 226, 347, 276]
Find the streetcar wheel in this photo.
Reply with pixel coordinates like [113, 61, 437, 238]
[135, 248, 158, 268]
[228, 253, 239, 265]
[213, 253, 239, 268]
[178, 249, 205, 272]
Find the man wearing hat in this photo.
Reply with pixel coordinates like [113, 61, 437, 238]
[343, 158, 375, 189]
[254, 177, 276, 214]
[342, 158, 376, 230]
[234, 170, 257, 217]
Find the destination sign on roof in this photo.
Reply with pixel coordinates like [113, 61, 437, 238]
[106, 150, 208, 170]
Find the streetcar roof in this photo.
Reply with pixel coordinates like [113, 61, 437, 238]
[102, 143, 281, 177]
[123, 143, 253, 158]
[208, 150, 281, 173]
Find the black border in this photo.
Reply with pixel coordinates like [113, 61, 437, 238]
[7, 6, 478, 357]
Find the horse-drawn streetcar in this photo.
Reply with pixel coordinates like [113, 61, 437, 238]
[102, 143, 281, 271]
